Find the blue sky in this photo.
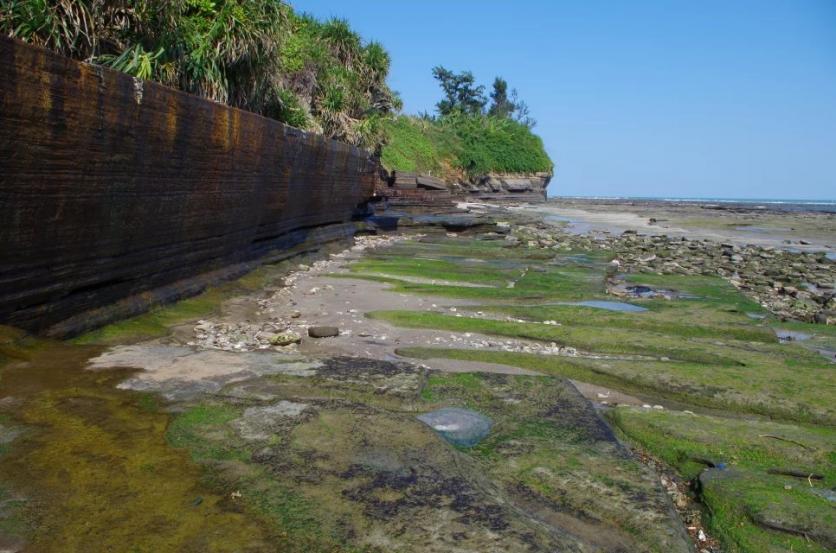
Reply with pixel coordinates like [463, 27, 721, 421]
[298, 1, 836, 200]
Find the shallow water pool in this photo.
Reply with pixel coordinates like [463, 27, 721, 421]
[566, 300, 648, 313]
[417, 407, 493, 447]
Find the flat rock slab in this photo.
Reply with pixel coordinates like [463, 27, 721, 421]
[232, 401, 313, 441]
[86, 345, 321, 399]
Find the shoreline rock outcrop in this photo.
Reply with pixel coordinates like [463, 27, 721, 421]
[378, 170, 552, 209]
[0, 37, 377, 337]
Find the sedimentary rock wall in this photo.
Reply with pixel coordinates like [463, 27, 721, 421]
[466, 172, 552, 201]
[0, 37, 377, 336]
[379, 170, 552, 208]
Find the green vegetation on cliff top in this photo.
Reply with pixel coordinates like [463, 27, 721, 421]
[381, 113, 553, 176]
[1, 0, 398, 150]
[380, 69, 553, 176]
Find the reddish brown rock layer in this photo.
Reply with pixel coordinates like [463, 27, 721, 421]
[0, 37, 377, 336]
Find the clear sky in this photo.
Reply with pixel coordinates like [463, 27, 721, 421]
[298, 1, 836, 200]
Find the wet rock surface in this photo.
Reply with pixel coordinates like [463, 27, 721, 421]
[7, 205, 832, 552]
[80, 339, 690, 552]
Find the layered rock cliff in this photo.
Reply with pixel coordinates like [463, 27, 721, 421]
[0, 37, 378, 336]
[464, 172, 552, 201]
[379, 170, 552, 207]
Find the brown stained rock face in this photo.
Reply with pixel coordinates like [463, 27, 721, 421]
[0, 37, 377, 336]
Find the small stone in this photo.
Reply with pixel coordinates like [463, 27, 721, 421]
[269, 331, 301, 346]
[308, 326, 340, 338]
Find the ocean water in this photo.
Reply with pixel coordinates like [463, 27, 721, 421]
[552, 196, 836, 214]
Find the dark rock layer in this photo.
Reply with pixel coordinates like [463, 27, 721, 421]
[0, 37, 378, 336]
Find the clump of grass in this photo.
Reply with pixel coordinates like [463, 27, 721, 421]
[379, 116, 452, 175]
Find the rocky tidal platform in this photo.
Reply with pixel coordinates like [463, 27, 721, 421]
[1, 204, 833, 553]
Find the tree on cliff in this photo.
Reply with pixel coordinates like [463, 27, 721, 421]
[488, 77, 536, 128]
[488, 77, 515, 118]
[510, 89, 536, 129]
[432, 66, 487, 116]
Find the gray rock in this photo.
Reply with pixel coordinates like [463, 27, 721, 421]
[308, 326, 340, 338]
[232, 401, 312, 441]
[270, 331, 302, 346]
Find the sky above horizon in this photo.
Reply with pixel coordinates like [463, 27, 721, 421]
[298, 1, 836, 200]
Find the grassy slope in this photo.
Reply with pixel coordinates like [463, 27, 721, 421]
[381, 114, 553, 177]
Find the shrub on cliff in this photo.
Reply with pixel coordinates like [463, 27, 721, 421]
[439, 113, 552, 175]
[0, 0, 399, 150]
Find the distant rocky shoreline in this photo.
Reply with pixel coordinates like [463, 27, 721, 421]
[507, 221, 834, 323]
[415, 201, 835, 324]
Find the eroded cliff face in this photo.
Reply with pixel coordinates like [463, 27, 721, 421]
[379, 170, 552, 208]
[0, 37, 378, 337]
[466, 172, 552, 201]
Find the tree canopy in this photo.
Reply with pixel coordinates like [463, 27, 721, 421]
[488, 77, 514, 118]
[432, 66, 486, 116]
[432, 67, 536, 128]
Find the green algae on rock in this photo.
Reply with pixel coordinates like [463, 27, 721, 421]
[610, 407, 836, 552]
[0, 332, 280, 552]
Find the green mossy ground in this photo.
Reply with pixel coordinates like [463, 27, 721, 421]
[609, 408, 835, 552]
[3, 232, 832, 552]
[347, 236, 833, 423]
[345, 234, 836, 552]
[160, 364, 688, 552]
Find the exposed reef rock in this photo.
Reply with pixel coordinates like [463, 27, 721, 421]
[465, 172, 552, 201]
[379, 170, 551, 209]
[0, 37, 378, 337]
[507, 222, 835, 323]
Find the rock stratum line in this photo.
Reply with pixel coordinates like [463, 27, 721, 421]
[0, 37, 378, 337]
